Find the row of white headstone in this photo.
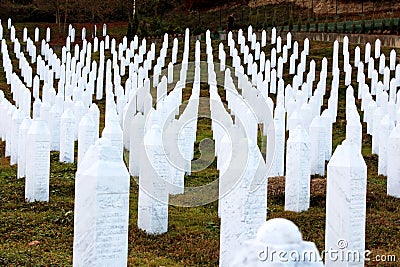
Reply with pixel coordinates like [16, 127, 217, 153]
[0, 20, 131, 266]
[0, 19, 399, 266]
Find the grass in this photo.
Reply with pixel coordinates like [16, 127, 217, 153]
[0, 23, 400, 266]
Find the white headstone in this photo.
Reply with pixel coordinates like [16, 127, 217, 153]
[163, 119, 185, 195]
[321, 109, 333, 160]
[387, 124, 400, 197]
[271, 104, 285, 176]
[10, 109, 24, 165]
[364, 42, 371, 63]
[60, 109, 75, 163]
[49, 103, 63, 151]
[102, 119, 123, 159]
[88, 104, 100, 139]
[354, 46, 360, 67]
[325, 140, 367, 267]
[77, 114, 96, 167]
[390, 49, 396, 70]
[346, 108, 362, 152]
[285, 125, 311, 212]
[371, 108, 382, 154]
[378, 115, 394, 176]
[81, 27, 86, 41]
[374, 39, 381, 59]
[219, 136, 267, 267]
[25, 119, 51, 202]
[232, 218, 323, 266]
[17, 117, 32, 178]
[129, 113, 145, 176]
[73, 138, 130, 266]
[271, 27, 276, 44]
[309, 116, 326, 176]
[138, 125, 169, 234]
[46, 27, 50, 42]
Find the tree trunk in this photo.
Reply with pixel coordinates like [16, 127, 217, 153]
[63, 0, 68, 36]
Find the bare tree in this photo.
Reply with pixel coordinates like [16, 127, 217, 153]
[33, 0, 69, 34]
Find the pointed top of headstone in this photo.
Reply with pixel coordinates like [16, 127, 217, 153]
[390, 123, 400, 138]
[28, 118, 50, 136]
[381, 114, 393, 129]
[289, 125, 309, 142]
[61, 108, 74, 119]
[310, 115, 322, 128]
[329, 140, 366, 168]
[79, 114, 95, 128]
[256, 218, 303, 245]
[89, 103, 99, 113]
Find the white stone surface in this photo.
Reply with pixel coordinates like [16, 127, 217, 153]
[163, 119, 186, 195]
[387, 124, 400, 197]
[25, 119, 51, 202]
[272, 104, 285, 176]
[17, 117, 32, 178]
[88, 103, 100, 139]
[285, 125, 311, 212]
[371, 107, 382, 154]
[77, 114, 96, 167]
[73, 138, 130, 267]
[60, 109, 75, 163]
[346, 109, 362, 153]
[309, 116, 326, 176]
[49, 102, 63, 151]
[122, 96, 137, 150]
[219, 137, 268, 267]
[325, 140, 367, 267]
[10, 109, 24, 165]
[138, 125, 169, 235]
[101, 119, 123, 159]
[231, 218, 323, 266]
[129, 113, 145, 177]
[321, 109, 333, 160]
[378, 115, 394, 176]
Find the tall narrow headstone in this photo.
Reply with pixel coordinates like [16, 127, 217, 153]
[364, 42, 371, 63]
[163, 119, 186, 195]
[60, 109, 75, 163]
[374, 39, 381, 59]
[285, 125, 311, 212]
[49, 103, 63, 151]
[101, 119, 123, 159]
[231, 218, 323, 266]
[17, 117, 32, 178]
[10, 109, 24, 165]
[129, 113, 145, 176]
[272, 104, 285, 176]
[81, 27, 86, 41]
[102, 24, 107, 37]
[387, 124, 400, 197]
[378, 115, 394, 176]
[138, 125, 169, 234]
[25, 119, 51, 202]
[371, 108, 382, 154]
[73, 138, 130, 267]
[321, 109, 333, 160]
[219, 137, 260, 267]
[271, 27, 276, 44]
[309, 116, 326, 176]
[77, 114, 96, 167]
[325, 140, 367, 267]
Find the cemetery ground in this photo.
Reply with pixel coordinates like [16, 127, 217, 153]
[0, 23, 400, 266]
